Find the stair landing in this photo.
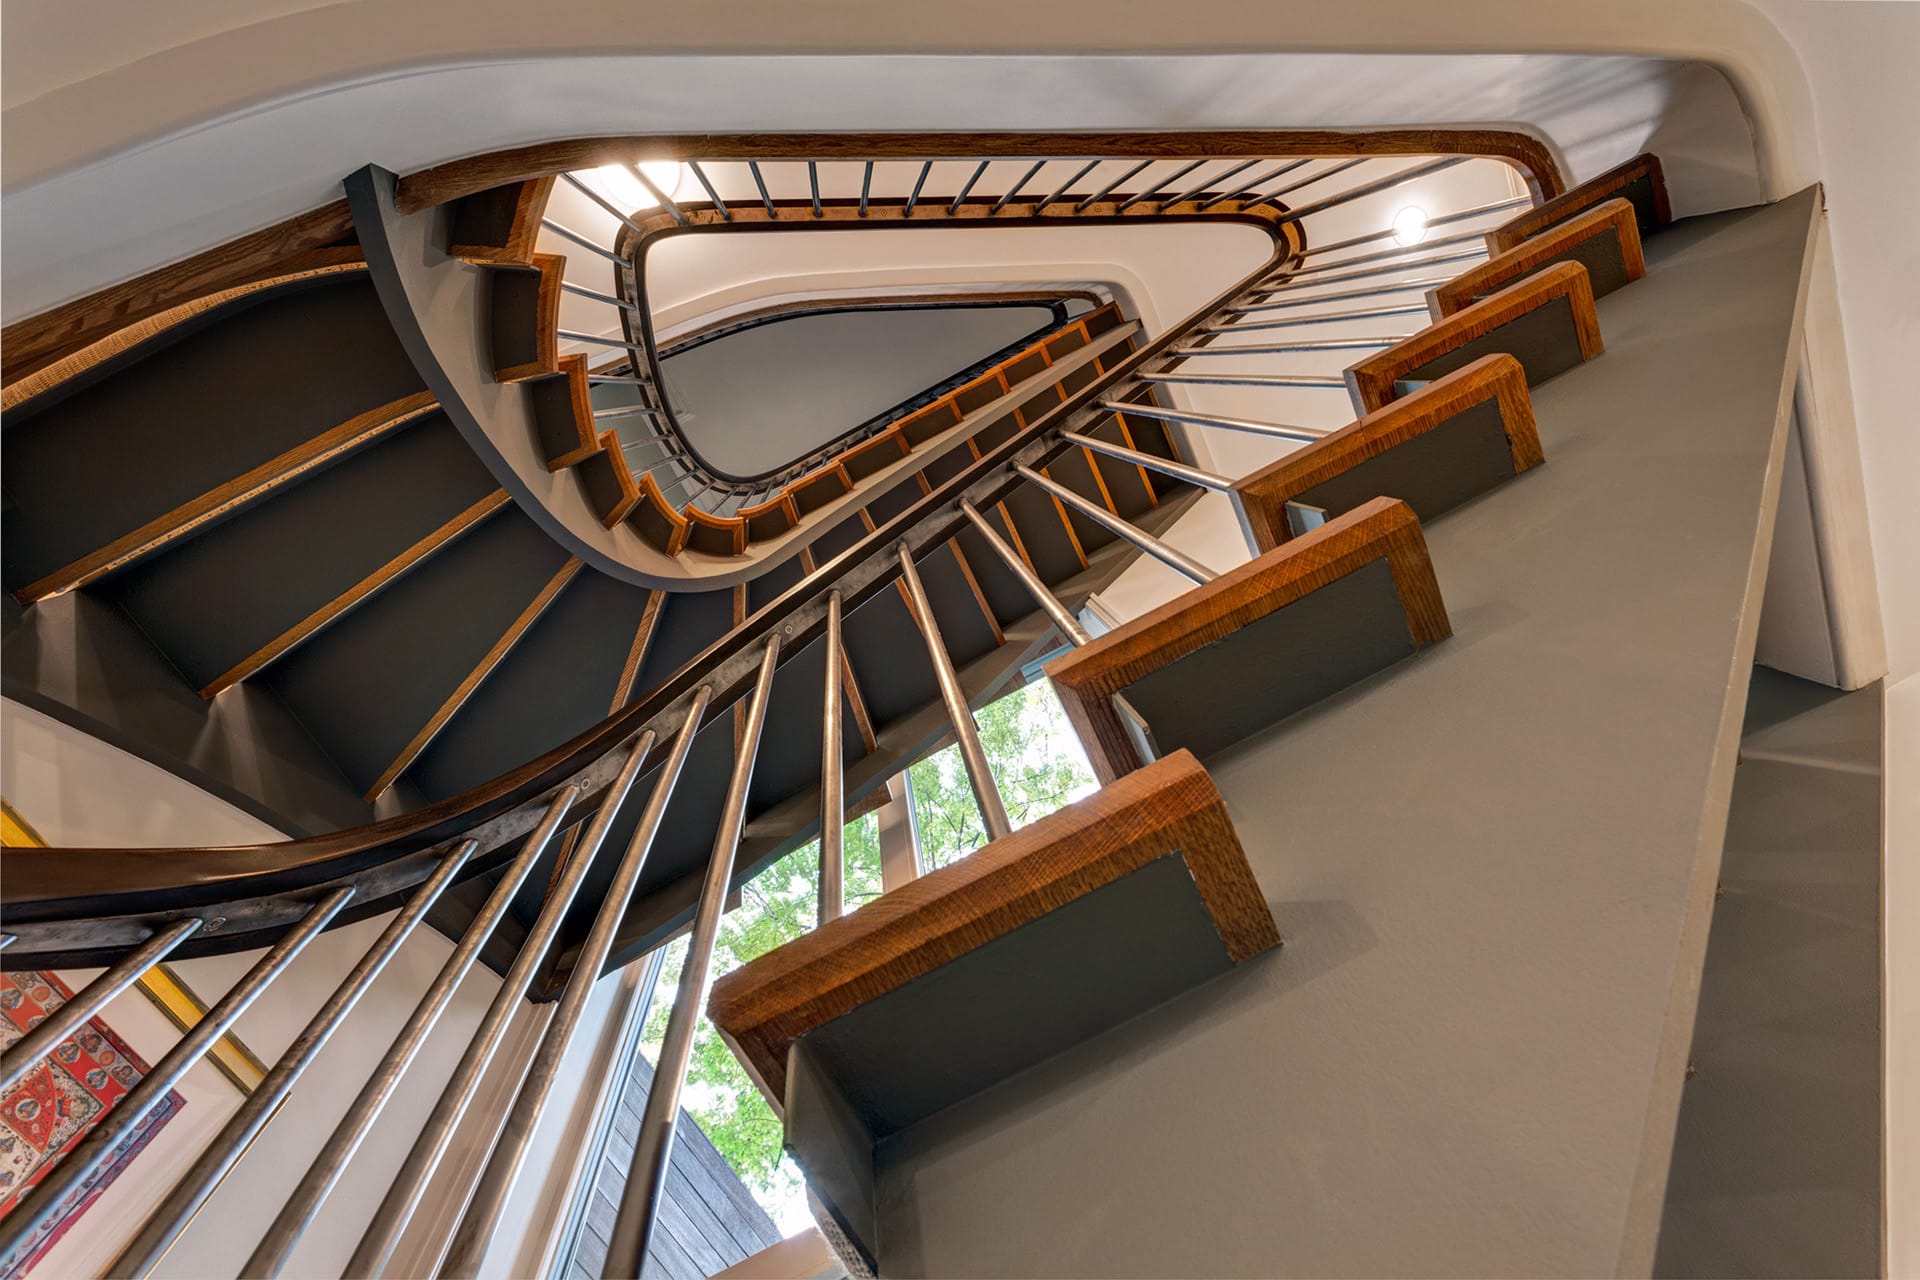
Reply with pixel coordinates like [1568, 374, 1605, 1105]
[867, 188, 1824, 1276]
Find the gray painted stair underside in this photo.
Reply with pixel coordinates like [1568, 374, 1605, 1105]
[862, 190, 1822, 1278]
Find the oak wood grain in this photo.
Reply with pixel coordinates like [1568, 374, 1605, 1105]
[1, 201, 358, 385]
[575, 429, 640, 528]
[685, 505, 750, 557]
[535, 354, 601, 471]
[1234, 355, 1540, 551]
[1487, 153, 1669, 254]
[1432, 198, 1644, 319]
[1343, 261, 1603, 414]
[1046, 498, 1449, 782]
[11, 390, 440, 605]
[611, 591, 667, 709]
[198, 488, 512, 698]
[449, 176, 556, 264]
[492, 253, 564, 382]
[1, 260, 367, 413]
[708, 749, 1279, 1110]
[363, 557, 584, 802]
[627, 472, 690, 555]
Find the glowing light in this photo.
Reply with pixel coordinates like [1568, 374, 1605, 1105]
[1391, 205, 1429, 247]
[584, 161, 689, 213]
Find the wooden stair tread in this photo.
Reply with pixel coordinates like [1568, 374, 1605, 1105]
[1234, 354, 1541, 550]
[1343, 260, 1603, 414]
[1046, 497, 1450, 783]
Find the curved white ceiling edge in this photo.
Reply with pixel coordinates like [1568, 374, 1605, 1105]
[0, 0, 1815, 192]
[0, 48, 1766, 324]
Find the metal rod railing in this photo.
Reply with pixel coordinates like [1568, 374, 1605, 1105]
[1077, 159, 1151, 212]
[1099, 399, 1329, 443]
[1234, 276, 1454, 312]
[747, 161, 777, 217]
[1115, 159, 1205, 213]
[1139, 370, 1348, 390]
[1277, 156, 1467, 223]
[561, 281, 644, 314]
[254, 784, 588, 1277]
[1060, 430, 1234, 490]
[561, 171, 649, 238]
[1265, 246, 1487, 291]
[1035, 159, 1099, 213]
[959, 500, 1090, 645]
[993, 160, 1047, 213]
[1210, 303, 1431, 331]
[807, 162, 822, 218]
[107, 841, 479, 1279]
[1013, 464, 1217, 584]
[0, 889, 353, 1261]
[1297, 195, 1530, 258]
[630, 164, 686, 226]
[896, 545, 1014, 841]
[1197, 159, 1311, 211]
[1172, 336, 1402, 356]
[687, 162, 729, 220]
[1167, 159, 1258, 209]
[439, 690, 711, 1277]
[540, 218, 628, 266]
[603, 641, 782, 1277]
[820, 589, 846, 926]
[949, 160, 990, 214]
[0, 918, 202, 1095]
[905, 161, 932, 216]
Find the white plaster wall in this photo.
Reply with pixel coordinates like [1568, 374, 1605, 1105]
[0, 698, 630, 1279]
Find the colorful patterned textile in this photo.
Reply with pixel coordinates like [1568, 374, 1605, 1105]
[0, 971, 184, 1278]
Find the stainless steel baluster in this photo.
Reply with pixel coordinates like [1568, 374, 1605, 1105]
[1013, 464, 1219, 585]
[819, 590, 846, 925]
[1058, 431, 1234, 491]
[601, 638, 783, 1278]
[0, 918, 202, 1094]
[437, 689, 713, 1277]
[107, 839, 481, 1278]
[896, 544, 1013, 841]
[252, 777, 595, 1276]
[0, 888, 353, 1260]
[959, 500, 1090, 645]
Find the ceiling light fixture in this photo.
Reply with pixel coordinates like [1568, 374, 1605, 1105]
[1391, 205, 1430, 247]
[585, 161, 690, 214]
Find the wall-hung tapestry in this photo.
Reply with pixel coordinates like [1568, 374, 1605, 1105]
[0, 971, 185, 1278]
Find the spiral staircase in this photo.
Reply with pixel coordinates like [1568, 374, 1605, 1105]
[0, 126, 1869, 1279]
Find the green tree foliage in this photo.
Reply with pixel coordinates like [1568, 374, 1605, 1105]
[638, 679, 1097, 1226]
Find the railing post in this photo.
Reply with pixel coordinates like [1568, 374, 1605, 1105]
[602, 638, 784, 1278]
[0, 888, 353, 1261]
[959, 500, 1090, 645]
[1012, 465, 1219, 585]
[896, 543, 1013, 842]
[438, 690, 713, 1278]
[106, 840, 481, 1279]
[820, 589, 846, 925]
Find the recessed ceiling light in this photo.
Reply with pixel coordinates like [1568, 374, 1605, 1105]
[1391, 205, 1430, 247]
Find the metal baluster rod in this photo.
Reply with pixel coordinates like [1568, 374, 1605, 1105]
[560, 171, 650, 238]
[1060, 431, 1233, 490]
[1138, 370, 1348, 390]
[1076, 159, 1151, 212]
[107, 841, 480, 1279]
[0, 918, 202, 1095]
[904, 161, 932, 216]
[558, 329, 648, 353]
[858, 161, 873, 216]
[1277, 155, 1466, 224]
[820, 590, 846, 926]
[0, 889, 352, 1260]
[439, 692, 712, 1278]
[560, 281, 644, 314]
[1263, 246, 1486, 292]
[806, 161, 822, 217]
[898, 543, 1014, 842]
[343, 750, 650, 1279]
[602, 639, 783, 1278]
[1171, 336, 1402, 356]
[1013, 465, 1218, 585]
[1115, 158, 1206, 213]
[1034, 159, 1099, 213]
[1195, 159, 1312, 211]
[1233, 275, 1455, 312]
[1165, 158, 1257, 209]
[540, 218, 626, 266]
[1210, 302, 1431, 332]
[1297, 194, 1530, 258]
[747, 161, 777, 217]
[991, 159, 1047, 213]
[1283, 226, 1510, 278]
[948, 160, 989, 214]
[630, 164, 686, 226]
[958, 501, 1089, 645]
[1100, 398, 1329, 444]
[686, 161, 729, 220]
[1256, 157, 1368, 206]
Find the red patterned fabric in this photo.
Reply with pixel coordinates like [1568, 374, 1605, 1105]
[0, 971, 184, 1278]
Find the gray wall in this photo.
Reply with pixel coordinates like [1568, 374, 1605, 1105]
[1655, 667, 1883, 1278]
[862, 192, 1822, 1276]
[657, 305, 1055, 476]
